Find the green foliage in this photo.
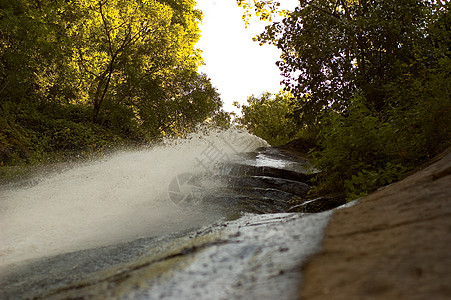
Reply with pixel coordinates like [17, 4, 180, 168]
[236, 90, 302, 146]
[0, 0, 226, 167]
[208, 109, 233, 130]
[238, 0, 450, 200]
[345, 162, 408, 200]
[311, 87, 450, 200]
[0, 103, 125, 166]
[256, 0, 445, 120]
[134, 70, 222, 138]
[66, 0, 205, 122]
[311, 94, 397, 195]
[236, 0, 287, 25]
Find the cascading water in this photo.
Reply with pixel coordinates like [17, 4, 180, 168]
[0, 128, 268, 269]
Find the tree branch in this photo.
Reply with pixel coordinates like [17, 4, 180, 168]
[98, 1, 114, 55]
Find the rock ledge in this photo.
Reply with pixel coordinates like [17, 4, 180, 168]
[300, 148, 451, 300]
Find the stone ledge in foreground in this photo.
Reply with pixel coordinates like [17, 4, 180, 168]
[299, 147, 451, 300]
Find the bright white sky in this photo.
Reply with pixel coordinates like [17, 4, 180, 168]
[195, 0, 299, 113]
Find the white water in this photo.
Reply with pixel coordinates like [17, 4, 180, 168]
[0, 129, 268, 269]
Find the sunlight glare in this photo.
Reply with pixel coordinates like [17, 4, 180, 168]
[195, 0, 299, 113]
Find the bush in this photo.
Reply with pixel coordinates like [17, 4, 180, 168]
[311, 88, 451, 200]
[311, 95, 408, 199]
[0, 103, 129, 166]
[236, 90, 303, 146]
[344, 162, 408, 200]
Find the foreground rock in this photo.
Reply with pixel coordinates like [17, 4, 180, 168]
[300, 148, 451, 299]
[1, 213, 333, 300]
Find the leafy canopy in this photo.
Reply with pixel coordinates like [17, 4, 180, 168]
[254, 0, 448, 119]
[235, 90, 302, 146]
[0, 0, 225, 165]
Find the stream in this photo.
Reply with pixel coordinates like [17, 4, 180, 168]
[0, 129, 345, 299]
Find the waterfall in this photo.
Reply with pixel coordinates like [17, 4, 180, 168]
[0, 128, 268, 268]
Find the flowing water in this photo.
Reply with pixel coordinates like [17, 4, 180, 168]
[0, 129, 269, 269]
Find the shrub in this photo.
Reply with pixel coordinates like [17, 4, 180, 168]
[311, 94, 409, 199]
[311, 87, 451, 200]
[236, 90, 303, 146]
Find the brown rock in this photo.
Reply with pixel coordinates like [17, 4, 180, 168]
[300, 148, 451, 300]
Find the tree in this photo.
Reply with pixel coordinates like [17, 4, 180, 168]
[236, 90, 300, 145]
[0, 0, 78, 162]
[254, 0, 447, 120]
[236, 0, 287, 25]
[0, 0, 72, 107]
[135, 70, 222, 137]
[67, 0, 204, 123]
[0, 0, 225, 165]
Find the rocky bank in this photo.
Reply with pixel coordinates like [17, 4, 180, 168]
[300, 147, 451, 299]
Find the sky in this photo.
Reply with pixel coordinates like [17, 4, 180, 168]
[195, 0, 299, 113]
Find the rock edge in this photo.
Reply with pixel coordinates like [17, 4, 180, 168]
[299, 147, 451, 300]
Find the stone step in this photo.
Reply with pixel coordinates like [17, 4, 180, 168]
[218, 162, 316, 182]
[224, 175, 310, 196]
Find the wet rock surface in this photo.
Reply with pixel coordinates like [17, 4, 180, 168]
[0, 233, 189, 299]
[169, 147, 324, 215]
[288, 195, 346, 214]
[1, 213, 333, 300]
[227, 176, 311, 196]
